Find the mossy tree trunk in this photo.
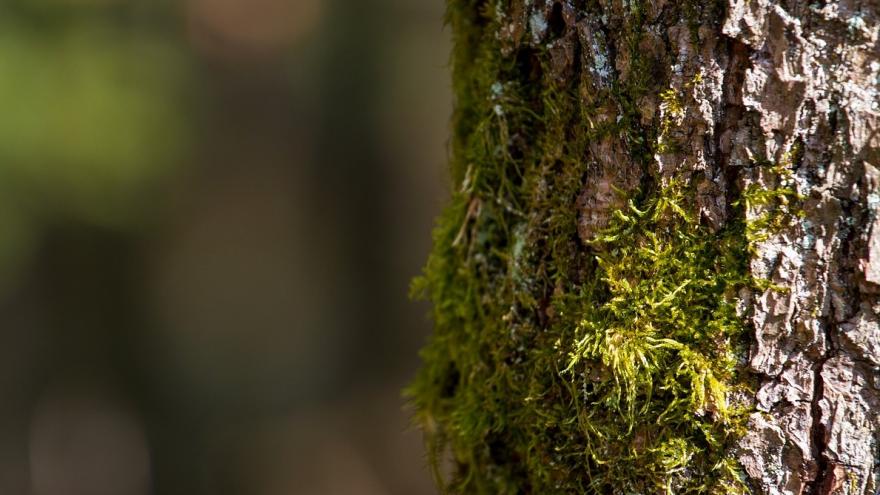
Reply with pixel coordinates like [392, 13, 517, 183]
[410, 0, 880, 493]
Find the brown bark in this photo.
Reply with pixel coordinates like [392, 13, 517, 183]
[575, 0, 880, 491]
[721, 2, 880, 493]
[537, 0, 880, 489]
[514, 2, 880, 489]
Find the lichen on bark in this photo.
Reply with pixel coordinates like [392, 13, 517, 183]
[409, 0, 880, 493]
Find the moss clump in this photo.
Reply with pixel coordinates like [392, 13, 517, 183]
[738, 147, 805, 251]
[561, 182, 752, 493]
[408, 1, 760, 493]
[656, 88, 686, 154]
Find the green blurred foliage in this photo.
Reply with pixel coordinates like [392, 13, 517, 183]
[0, 8, 191, 282]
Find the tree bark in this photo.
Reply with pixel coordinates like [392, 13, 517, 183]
[410, 0, 880, 493]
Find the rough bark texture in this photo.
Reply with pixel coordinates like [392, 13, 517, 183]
[411, 0, 880, 493]
[724, 2, 880, 493]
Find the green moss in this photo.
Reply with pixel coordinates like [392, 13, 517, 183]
[656, 88, 685, 154]
[737, 147, 805, 251]
[406, 1, 775, 493]
[558, 181, 752, 493]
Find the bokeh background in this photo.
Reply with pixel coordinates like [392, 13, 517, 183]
[0, 0, 450, 493]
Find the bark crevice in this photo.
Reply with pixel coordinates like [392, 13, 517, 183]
[806, 328, 834, 495]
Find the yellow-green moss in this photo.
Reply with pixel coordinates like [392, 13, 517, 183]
[738, 146, 805, 251]
[407, 1, 766, 493]
[559, 182, 752, 493]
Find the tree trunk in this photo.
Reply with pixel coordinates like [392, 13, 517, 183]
[409, 0, 880, 493]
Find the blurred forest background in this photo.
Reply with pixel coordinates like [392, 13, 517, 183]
[0, 0, 449, 493]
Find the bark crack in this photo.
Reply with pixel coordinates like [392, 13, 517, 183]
[806, 349, 832, 495]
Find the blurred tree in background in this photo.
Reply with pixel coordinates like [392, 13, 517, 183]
[0, 0, 190, 282]
[0, 0, 449, 494]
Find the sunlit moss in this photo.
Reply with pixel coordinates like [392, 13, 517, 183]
[737, 146, 805, 251]
[657, 88, 685, 154]
[407, 1, 769, 493]
[559, 181, 752, 493]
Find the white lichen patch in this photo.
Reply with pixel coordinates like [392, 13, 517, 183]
[529, 11, 547, 44]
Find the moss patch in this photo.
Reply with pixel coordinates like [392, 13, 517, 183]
[407, 1, 775, 493]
